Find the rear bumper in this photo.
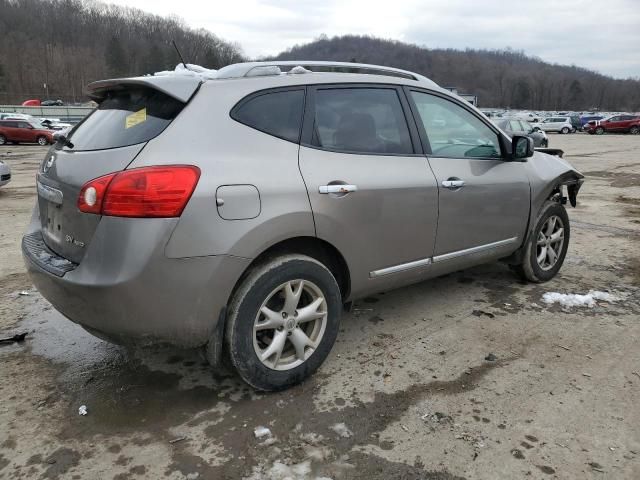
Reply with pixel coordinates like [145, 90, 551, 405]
[22, 210, 251, 347]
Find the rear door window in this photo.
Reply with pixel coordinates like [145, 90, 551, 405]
[509, 120, 522, 132]
[311, 87, 413, 155]
[66, 88, 185, 151]
[231, 89, 305, 143]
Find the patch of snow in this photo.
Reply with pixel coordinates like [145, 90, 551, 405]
[329, 422, 353, 438]
[18, 291, 30, 296]
[154, 63, 218, 80]
[289, 66, 312, 74]
[542, 290, 619, 308]
[254, 426, 272, 439]
[78, 405, 87, 416]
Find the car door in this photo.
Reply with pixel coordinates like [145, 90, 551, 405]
[2, 121, 20, 141]
[406, 89, 529, 266]
[605, 116, 622, 132]
[17, 122, 34, 142]
[298, 85, 439, 298]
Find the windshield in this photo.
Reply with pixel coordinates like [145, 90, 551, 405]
[66, 88, 184, 151]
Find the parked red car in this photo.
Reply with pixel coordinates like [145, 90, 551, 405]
[0, 120, 54, 145]
[584, 115, 640, 135]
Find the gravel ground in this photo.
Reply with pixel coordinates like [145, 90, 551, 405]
[0, 134, 639, 480]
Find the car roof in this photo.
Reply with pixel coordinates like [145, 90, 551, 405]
[89, 61, 452, 102]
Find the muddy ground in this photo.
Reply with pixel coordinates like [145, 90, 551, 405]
[0, 134, 639, 480]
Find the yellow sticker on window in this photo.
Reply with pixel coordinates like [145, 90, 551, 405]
[125, 108, 147, 129]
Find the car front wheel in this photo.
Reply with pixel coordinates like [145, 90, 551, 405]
[512, 201, 570, 283]
[36, 136, 48, 146]
[224, 254, 341, 391]
[595, 127, 605, 135]
[0, 135, 6, 145]
[630, 126, 639, 135]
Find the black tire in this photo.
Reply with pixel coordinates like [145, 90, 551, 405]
[561, 127, 570, 134]
[36, 136, 48, 146]
[630, 126, 639, 135]
[595, 127, 605, 135]
[224, 254, 341, 391]
[512, 201, 570, 283]
[0, 135, 6, 145]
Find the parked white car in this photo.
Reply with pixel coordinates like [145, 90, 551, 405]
[539, 116, 573, 134]
[514, 111, 541, 123]
[0, 159, 11, 187]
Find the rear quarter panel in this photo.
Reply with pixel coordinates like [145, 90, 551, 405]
[128, 80, 315, 259]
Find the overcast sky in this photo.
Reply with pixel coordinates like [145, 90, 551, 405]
[108, 0, 640, 79]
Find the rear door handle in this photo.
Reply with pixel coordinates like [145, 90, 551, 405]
[319, 184, 358, 194]
[441, 179, 465, 189]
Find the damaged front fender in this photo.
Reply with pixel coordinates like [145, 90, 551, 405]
[526, 150, 584, 212]
[504, 151, 584, 265]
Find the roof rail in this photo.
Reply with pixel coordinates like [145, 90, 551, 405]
[215, 61, 436, 86]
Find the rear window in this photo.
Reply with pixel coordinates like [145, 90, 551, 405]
[66, 88, 184, 151]
[231, 89, 305, 143]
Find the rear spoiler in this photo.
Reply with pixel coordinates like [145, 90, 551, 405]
[87, 75, 202, 103]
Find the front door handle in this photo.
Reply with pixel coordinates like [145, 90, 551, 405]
[319, 184, 358, 194]
[442, 178, 465, 189]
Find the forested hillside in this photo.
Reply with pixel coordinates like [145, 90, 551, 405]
[273, 35, 640, 111]
[0, 0, 244, 104]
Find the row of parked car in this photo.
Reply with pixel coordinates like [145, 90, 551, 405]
[486, 110, 640, 135]
[541, 114, 640, 134]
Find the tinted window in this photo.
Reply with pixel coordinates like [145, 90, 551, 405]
[66, 88, 184, 151]
[232, 89, 304, 143]
[312, 88, 413, 155]
[410, 91, 501, 159]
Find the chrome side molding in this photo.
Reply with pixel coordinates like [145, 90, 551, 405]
[369, 237, 518, 277]
[432, 237, 518, 263]
[369, 257, 431, 278]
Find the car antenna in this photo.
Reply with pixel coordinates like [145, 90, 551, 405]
[172, 40, 188, 70]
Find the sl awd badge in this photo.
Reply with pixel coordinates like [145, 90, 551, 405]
[43, 155, 55, 173]
[65, 234, 85, 248]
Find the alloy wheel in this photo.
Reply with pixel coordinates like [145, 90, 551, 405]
[536, 215, 565, 271]
[37, 137, 47, 146]
[253, 279, 328, 371]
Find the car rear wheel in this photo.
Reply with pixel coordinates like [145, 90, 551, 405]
[512, 201, 570, 283]
[224, 254, 341, 391]
[560, 127, 570, 134]
[595, 127, 605, 135]
[630, 126, 639, 135]
[36, 136, 48, 146]
[0, 135, 6, 145]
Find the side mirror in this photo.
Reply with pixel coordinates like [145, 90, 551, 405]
[512, 135, 534, 160]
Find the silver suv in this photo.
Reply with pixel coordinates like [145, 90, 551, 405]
[22, 61, 584, 390]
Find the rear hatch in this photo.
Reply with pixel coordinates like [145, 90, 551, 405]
[36, 76, 201, 264]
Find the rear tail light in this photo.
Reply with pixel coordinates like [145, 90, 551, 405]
[78, 165, 200, 217]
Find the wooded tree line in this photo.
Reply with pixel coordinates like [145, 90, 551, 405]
[0, 0, 244, 104]
[273, 35, 640, 111]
